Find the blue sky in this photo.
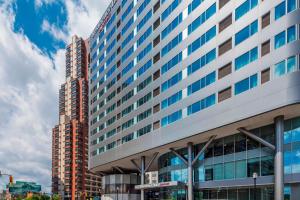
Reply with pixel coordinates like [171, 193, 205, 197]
[13, 0, 67, 55]
[0, 0, 109, 193]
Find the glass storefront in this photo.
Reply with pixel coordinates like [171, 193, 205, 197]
[157, 117, 300, 200]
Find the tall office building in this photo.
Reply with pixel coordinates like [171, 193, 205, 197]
[88, 0, 300, 199]
[52, 35, 101, 200]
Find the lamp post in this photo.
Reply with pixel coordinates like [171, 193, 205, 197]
[253, 172, 258, 200]
[116, 186, 119, 200]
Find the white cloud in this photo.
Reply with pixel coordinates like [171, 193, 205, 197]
[41, 19, 68, 42]
[0, 1, 64, 192]
[0, 0, 110, 193]
[34, 0, 56, 9]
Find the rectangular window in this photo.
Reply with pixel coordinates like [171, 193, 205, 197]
[275, 31, 286, 49]
[235, 20, 258, 45]
[161, 110, 182, 127]
[219, 14, 232, 33]
[218, 87, 232, 102]
[162, 13, 182, 39]
[162, 0, 182, 21]
[219, 0, 230, 9]
[275, 1, 286, 20]
[261, 40, 270, 57]
[235, 47, 258, 70]
[162, 33, 182, 57]
[137, 59, 152, 77]
[161, 52, 182, 74]
[261, 68, 270, 84]
[161, 91, 182, 109]
[188, 0, 205, 14]
[261, 12, 270, 29]
[137, 10, 152, 31]
[234, 74, 258, 95]
[188, 3, 216, 34]
[218, 38, 232, 56]
[188, 26, 216, 55]
[188, 72, 216, 95]
[235, 0, 258, 21]
[161, 72, 182, 92]
[218, 62, 232, 79]
[187, 94, 216, 115]
[188, 49, 216, 75]
[137, 0, 151, 16]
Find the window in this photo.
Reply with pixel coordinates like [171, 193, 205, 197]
[153, 0, 160, 13]
[137, 59, 152, 77]
[219, 0, 230, 9]
[137, 0, 151, 16]
[153, 17, 160, 30]
[161, 72, 182, 92]
[188, 3, 216, 34]
[219, 14, 232, 33]
[287, 25, 296, 43]
[218, 62, 232, 79]
[234, 74, 258, 95]
[137, 92, 152, 107]
[224, 162, 235, 179]
[188, 0, 204, 14]
[188, 49, 216, 75]
[162, 0, 182, 21]
[235, 0, 258, 21]
[218, 38, 232, 56]
[274, 56, 297, 77]
[261, 12, 270, 29]
[138, 43, 152, 61]
[161, 110, 182, 127]
[137, 10, 152, 31]
[153, 35, 160, 47]
[235, 20, 258, 45]
[218, 87, 231, 102]
[188, 26, 216, 55]
[261, 40, 270, 56]
[261, 68, 270, 84]
[137, 27, 152, 47]
[161, 91, 182, 109]
[275, 1, 286, 20]
[187, 94, 216, 115]
[235, 47, 258, 70]
[122, 2, 133, 21]
[247, 158, 260, 177]
[161, 52, 182, 74]
[188, 72, 216, 95]
[275, 31, 286, 49]
[235, 160, 247, 178]
[162, 33, 182, 57]
[162, 13, 182, 39]
[287, 0, 296, 12]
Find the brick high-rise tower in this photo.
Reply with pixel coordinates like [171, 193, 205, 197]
[52, 35, 101, 200]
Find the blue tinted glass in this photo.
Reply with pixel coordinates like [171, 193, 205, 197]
[275, 1, 286, 20]
[235, 77, 249, 95]
[284, 151, 292, 174]
[235, 0, 251, 20]
[250, 74, 258, 88]
[275, 31, 286, 49]
[287, 0, 296, 12]
[287, 26, 296, 43]
[287, 56, 296, 73]
[274, 60, 286, 77]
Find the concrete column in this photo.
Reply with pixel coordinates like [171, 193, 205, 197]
[141, 156, 145, 200]
[187, 142, 193, 200]
[275, 116, 284, 200]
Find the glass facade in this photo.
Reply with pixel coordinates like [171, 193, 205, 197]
[157, 117, 300, 200]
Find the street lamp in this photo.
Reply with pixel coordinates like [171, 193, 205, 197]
[116, 186, 119, 200]
[253, 172, 258, 200]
